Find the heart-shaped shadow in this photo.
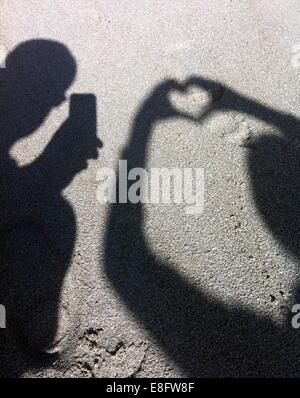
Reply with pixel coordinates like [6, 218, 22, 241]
[167, 77, 224, 122]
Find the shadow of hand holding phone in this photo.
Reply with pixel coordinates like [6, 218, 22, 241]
[0, 40, 101, 376]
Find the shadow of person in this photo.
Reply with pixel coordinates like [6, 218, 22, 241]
[0, 40, 101, 376]
[104, 77, 300, 376]
[247, 126, 300, 298]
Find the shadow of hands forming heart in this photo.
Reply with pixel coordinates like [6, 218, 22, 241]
[158, 77, 224, 123]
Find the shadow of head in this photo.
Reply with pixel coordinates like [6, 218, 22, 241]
[3, 39, 76, 142]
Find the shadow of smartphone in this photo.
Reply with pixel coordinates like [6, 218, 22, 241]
[70, 94, 97, 133]
[67, 94, 102, 162]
